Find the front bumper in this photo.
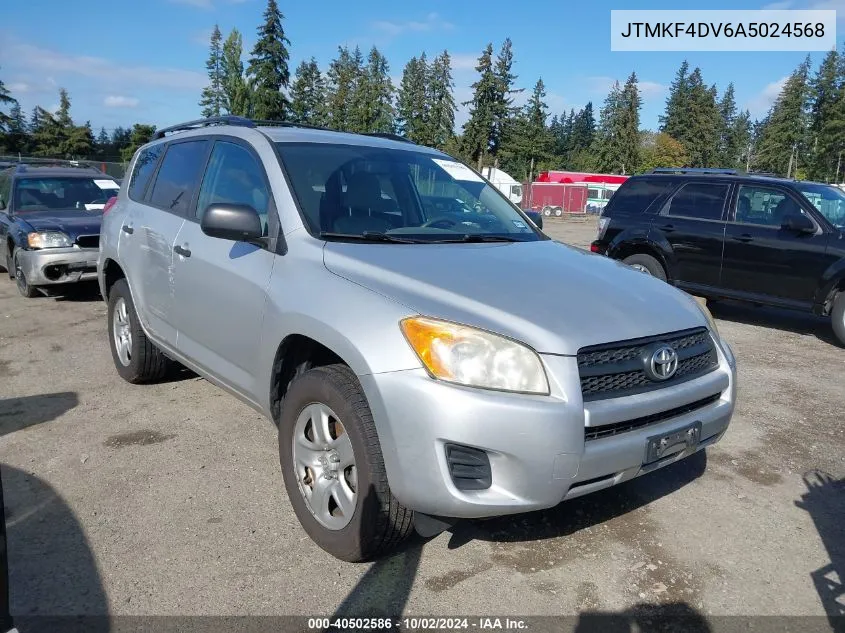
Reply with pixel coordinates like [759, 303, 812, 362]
[360, 338, 736, 519]
[18, 247, 99, 286]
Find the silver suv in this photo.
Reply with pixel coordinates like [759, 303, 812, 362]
[98, 116, 737, 562]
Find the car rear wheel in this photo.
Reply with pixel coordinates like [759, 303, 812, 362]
[13, 249, 39, 298]
[623, 253, 667, 282]
[832, 290, 845, 347]
[278, 363, 413, 562]
[107, 279, 172, 383]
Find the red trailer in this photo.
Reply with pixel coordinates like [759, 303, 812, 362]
[524, 182, 589, 216]
[536, 170, 630, 185]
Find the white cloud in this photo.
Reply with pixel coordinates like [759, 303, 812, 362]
[104, 95, 140, 108]
[639, 81, 667, 99]
[746, 76, 788, 117]
[4, 41, 206, 92]
[191, 28, 215, 46]
[372, 13, 454, 37]
[449, 52, 479, 71]
[585, 76, 666, 101]
[7, 82, 30, 94]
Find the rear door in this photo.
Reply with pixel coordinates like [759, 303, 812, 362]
[721, 183, 832, 307]
[121, 139, 209, 348]
[171, 138, 276, 400]
[653, 180, 729, 291]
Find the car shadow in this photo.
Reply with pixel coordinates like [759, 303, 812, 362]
[707, 300, 841, 347]
[2, 464, 109, 632]
[795, 471, 845, 628]
[446, 450, 707, 549]
[0, 392, 78, 438]
[48, 282, 103, 303]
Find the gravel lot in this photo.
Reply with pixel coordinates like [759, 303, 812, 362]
[1, 217, 843, 625]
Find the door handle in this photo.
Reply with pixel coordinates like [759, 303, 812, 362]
[173, 244, 191, 258]
[658, 224, 675, 233]
[121, 225, 134, 235]
[733, 234, 753, 243]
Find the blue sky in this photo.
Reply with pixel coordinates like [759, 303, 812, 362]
[1, 0, 844, 137]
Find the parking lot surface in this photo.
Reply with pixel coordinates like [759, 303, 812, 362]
[1, 217, 843, 620]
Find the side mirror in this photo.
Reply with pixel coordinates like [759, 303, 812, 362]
[781, 212, 815, 234]
[200, 204, 263, 242]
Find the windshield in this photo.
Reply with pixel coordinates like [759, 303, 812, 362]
[14, 177, 120, 213]
[276, 143, 543, 242]
[796, 182, 845, 229]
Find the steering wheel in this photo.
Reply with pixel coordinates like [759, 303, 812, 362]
[421, 216, 459, 229]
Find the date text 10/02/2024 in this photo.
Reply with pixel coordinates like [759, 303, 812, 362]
[307, 618, 529, 630]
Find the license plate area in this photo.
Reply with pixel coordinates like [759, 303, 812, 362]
[644, 421, 701, 465]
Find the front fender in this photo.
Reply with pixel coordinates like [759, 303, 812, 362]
[814, 256, 845, 312]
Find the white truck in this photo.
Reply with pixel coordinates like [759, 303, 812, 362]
[482, 167, 523, 206]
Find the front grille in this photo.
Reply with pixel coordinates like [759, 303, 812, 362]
[75, 235, 99, 249]
[578, 328, 718, 401]
[585, 393, 721, 441]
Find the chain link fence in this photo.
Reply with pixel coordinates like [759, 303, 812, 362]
[0, 155, 128, 180]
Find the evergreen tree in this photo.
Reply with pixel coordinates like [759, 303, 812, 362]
[95, 127, 111, 160]
[396, 54, 429, 143]
[290, 58, 326, 126]
[354, 47, 395, 134]
[593, 73, 641, 174]
[682, 71, 721, 166]
[593, 82, 623, 173]
[732, 110, 753, 171]
[199, 25, 225, 118]
[754, 57, 812, 176]
[491, 38, 522, 159]
[570, 103, 595, 160]
[809, 50, 840, 179]
[461, 43, 497, 168]
[120, 124, 156, 162]
[659, 60, 690, 142]
[222, 28, 250, 116]
[428, 51, 456, 150]
[325, 46, 360, 132]
[111, 126, 131, 154]
[1, 102, 27, 154]
[499, 78, 553, 179]
[29, 106, 46, 137]
[346, 46, 370, 133]
[716, 83, 738, 166]
[0, 69, 17, 132]
[246, 0, 291, 120]
[31, 106, 61, 157]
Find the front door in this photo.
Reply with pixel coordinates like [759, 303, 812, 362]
[721, 183, 832, 308]
[172, 139, 276, 400]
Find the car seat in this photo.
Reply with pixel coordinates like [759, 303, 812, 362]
[332, 172, 393, 234]
[737, 195, 751, 223]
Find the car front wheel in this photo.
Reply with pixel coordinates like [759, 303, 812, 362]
[278, 364, 413, 562]
[107, 279, 172, 383]
[13, 249, 39, 298]
[623, 253, 667, 282]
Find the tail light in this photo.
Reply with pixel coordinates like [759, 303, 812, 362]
[103, 196, 118, 215]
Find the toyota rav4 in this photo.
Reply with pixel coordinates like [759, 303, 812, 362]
[98, 117, 737, 561]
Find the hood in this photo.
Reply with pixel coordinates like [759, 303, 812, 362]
[18, 209, 103, 239]
[323, 239, 707, 356]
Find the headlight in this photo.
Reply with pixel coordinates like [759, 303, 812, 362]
[27, 231, 72, 249]
[400, 316, 550, 394]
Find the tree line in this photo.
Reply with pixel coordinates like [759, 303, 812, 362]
[2, 0, 844, 182]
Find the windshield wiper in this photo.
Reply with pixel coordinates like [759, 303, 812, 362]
[319, 231, 425, 244]
[435, 234, 524, 243]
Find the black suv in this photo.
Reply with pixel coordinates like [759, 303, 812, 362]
[590, 168, 845, 345]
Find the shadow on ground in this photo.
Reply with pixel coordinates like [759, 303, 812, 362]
[447, 449, 707, 548]
[708, 300, 841, 347]
[3, 463, 108, 632]
[0, 392, 78, 437]
[796, 471, 845, 628]
[49, 282, 103, 303]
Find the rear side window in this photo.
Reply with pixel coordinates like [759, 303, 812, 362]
[663, 182, 729, 221]
[604, 178, 675, 216]
[0, 172, 11, 209]
[148, 140, 209, 215]
[128, 145, 164, 202]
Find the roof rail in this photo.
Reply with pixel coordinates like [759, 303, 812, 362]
[362, 132, 413, 143]
[13, 160, 99, 172]
[650, 167, 738, 175]
[152, 115, 256, 139]
[747, 171, 779, 177]
[251, 119, 331, 131]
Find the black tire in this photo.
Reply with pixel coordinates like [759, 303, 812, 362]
[623, 253, 667, 282]
[278, 364, 413, 562]
[12, 249, 39, 298]
[107, 278, 171, 383]
[832, 291, 845, 347]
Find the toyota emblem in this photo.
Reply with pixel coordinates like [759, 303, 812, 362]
[644, 344, 678, 381]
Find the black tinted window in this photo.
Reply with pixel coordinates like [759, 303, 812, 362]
[664, 182, 729, 221]
[128, 145, 164, 202]
[605, 178, 675, 215]
[0, 172, 11, 208]
[149, 141, 209, 214]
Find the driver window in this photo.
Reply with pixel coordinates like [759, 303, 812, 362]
[196, 141, 270, 236]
